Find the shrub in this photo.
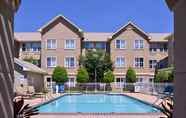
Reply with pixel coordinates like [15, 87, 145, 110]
[155, 71, 169, 82]
[126, 67, 137, 83]
[76, 67, 89, 83]
[52, 66, 68, 84]
[103, 70, 114, 83]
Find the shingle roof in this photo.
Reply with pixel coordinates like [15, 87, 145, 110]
[149, 33, 171, 42]
[14, 32, 41, 42]
[14, 58, 47, 75]
[84, 32, 112, 42]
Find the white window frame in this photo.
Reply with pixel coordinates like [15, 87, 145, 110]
[149, 60, 157, 69]
[64, 56, 76, 68]
[115, 39, 126, 49]
[134, 40, 144, 49]
[46, 56, 57, 68]
[115, 56, 125, 68]
[65, 39, 76, 49]
[134, 57, 144, 68]
[46, 39, 57, 49]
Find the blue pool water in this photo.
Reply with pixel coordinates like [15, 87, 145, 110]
[38, 94, 161, 113]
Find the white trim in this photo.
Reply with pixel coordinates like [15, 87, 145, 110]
[64, 56, 76, 68]
[134, 39, 144, 49]
[64, 39, 76, 49]
[115, 39, 126, 49]
[134, 57, 144, 68]
[46, 56, 57, 68]
[112, 21, 151, 39]
[115, 56, 126, 68]
[38, 15, 82, 32]
[46, 39, 57, 49]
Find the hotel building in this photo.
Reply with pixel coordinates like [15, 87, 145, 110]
[14, 15, 171, 85]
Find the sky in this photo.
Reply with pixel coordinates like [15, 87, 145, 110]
[15, 0, 173, 33]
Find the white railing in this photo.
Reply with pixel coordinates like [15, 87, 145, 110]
[47, 82, 174, 96]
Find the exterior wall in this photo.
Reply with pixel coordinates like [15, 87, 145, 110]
[0, 0, 20, 118]
[27, 72, 44, 92]
[41, 22, 82, 78]
[110, 25, 154, 79]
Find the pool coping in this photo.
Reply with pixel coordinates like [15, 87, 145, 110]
[33, 93, 164, 116]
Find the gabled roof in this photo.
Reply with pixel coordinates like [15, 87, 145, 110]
[14, 58, 47, 75]
[84, 32, 112, 42]
[14, 32, 41, 42]
[110, 21, 150, 41]
[38, 15, 83, 37]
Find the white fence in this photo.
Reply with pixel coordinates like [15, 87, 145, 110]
[47, 82, 173, 96]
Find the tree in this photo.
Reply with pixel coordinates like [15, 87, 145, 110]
[80, 50, 113, 82]
[155, 71, 169, 82]
[76, 67, 89, 83]
[103, 70, 114, 83]
[52, 66, 68, 84]
[168, 70, 174, 82]
[126, 67, 137, 83]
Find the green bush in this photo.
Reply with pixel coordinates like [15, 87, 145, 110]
[76, 67, 89, 83]
[103, 70, 114, 83]
[155, 71, 169, 82]
[126, 67, 137, 83]
[52, 66, 68, 84]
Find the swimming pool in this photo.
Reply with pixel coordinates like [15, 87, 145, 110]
[38, 94, 161, 113]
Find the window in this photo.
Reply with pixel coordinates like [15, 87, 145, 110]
[135, 40, 144, 49]
[65, 57, 75, 68]
[47, 57, 57, 67]
[138, 78, 143, 82]
[149, 60, 157, 69]
[150, 48, 157, 52]
[160, 48, 168, 52]
[47, 39, 56, 49]
[116, 39, 126, 49]
[65, 40, 75, 49]
[84, 42, 94, 49]
[22, 42, 41, 52]
[149, 78, 153, 83]
[95, 42, 106, 49]
[115, 57, 125, 67]
[135, 58, 144, 68]
[32, 42, 41, 51]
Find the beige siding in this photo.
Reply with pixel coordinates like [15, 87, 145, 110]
[110, 26, 152, 77]
[41, 22, 81, 77]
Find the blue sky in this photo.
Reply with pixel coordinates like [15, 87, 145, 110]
[15, 0, 173, 33]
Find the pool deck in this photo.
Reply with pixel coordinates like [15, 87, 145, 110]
[28, 93, 165, 118]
